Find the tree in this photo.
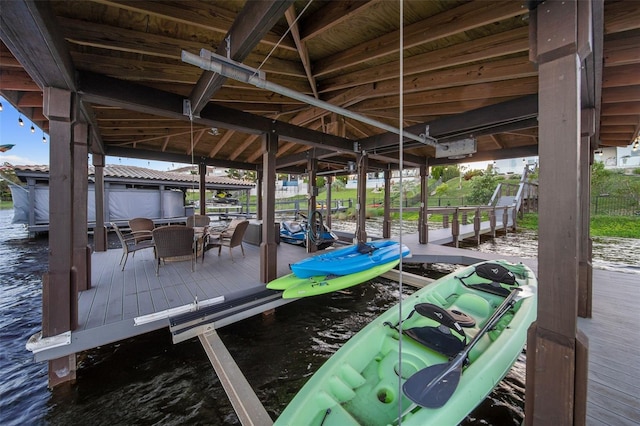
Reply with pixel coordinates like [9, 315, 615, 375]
[331, 178, 346, 192]
[226, 168, 256, 182]
[434, 182, 450, 197]
[468, 173, 498, 205]
[432, 165, 460, 181]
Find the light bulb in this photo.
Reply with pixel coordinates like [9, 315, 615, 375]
[30, 125, 35, 133]
[18, 117, 24, 126]
[0, 102, 3, 111]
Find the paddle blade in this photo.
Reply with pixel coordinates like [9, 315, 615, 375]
[402, 362, 462, 408]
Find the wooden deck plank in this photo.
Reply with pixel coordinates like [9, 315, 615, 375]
[104, 273, 124, 325]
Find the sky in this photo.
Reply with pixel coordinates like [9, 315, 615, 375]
[1, 95, 523, 172]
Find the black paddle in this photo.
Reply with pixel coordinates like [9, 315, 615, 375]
[402, 285, 535, 409]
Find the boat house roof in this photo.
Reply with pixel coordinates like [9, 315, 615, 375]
[12, 164, 255, 191]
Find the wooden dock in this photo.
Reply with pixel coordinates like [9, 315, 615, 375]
[27, 232, 639, 425]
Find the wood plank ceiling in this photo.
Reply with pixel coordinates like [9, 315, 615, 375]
[1, 0, 638, 173]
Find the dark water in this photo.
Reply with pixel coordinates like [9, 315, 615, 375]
[1, 209, 636, 425]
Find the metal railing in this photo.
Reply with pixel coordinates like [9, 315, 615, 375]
[592, 195, 639, 216]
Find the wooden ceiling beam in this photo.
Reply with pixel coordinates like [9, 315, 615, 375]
[603, 1, 640, 34]
[285, 6, 319, 99]
[208, 130, 234, 158]
[229, 135, 260, 161]
[355, 98, 520, 119]
[98, 121, 195, 129]
[320, 26, 530, 93]
[187, 129, 206, 156]
[602, 64, 640, 88]
[106, 146, 255, 171]
[189, 0, 295, 115]
[603, 30, 640, 67]
[371, 55, 536, 98]
[16, 91, 43, 107]
[91, 0, 296, 52]
[0, 70, 43, 91]
[601, 102, 640, 116]
[601, 85, 640, 104]
[360, 94, 538, 151]
[58, 17, 306, 79]
[300, 0, 381, 42]
[78, 72, 352, 152]
[313, 1, 527, 77]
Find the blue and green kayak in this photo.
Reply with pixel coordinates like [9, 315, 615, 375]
[290, 240, 410, 279]
[267, 260, 400, 299]
[274, 259, 537, 425]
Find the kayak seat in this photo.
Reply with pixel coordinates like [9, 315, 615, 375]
[404, 326, 466, 358]
[459, 262, 520, 297]
[402, 303, 468, 358]
[357, 242, 377, 255]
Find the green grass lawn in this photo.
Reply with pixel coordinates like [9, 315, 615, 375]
[518, 213, 640, 239]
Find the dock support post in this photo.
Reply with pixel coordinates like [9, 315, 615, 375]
[491, 209, 497, 237]
[198, 162, 207, 216]
[502, 208, 508, 234]
[355, 152, 368, 243]
[579, 109, 595, 318]
[418, 164, 429, 244]
[73, 123, 90, 291]
[260, 132, 278, 283]
[473, 207, 481, 245]
[256, 171, 263, 221]
[93, 154, 107, 252]
[525, 0, 594, 422]
[325, 176, 332, 228]
[199, 331, 273, 425]
[451, 209, 459, 248]
[306, 157, 318, 253]
[383, 167, 392, 239]
[42, 86, 77, 387]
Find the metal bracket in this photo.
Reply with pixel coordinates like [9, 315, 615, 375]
[435, 138, 477, 158]
[225, 36, 231, 59]
[183, 99, 200, 119]
[419, 125, 438, 146]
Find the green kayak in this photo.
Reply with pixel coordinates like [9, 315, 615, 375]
[274, 259, 537, 425]
[267, 260, 400, 298]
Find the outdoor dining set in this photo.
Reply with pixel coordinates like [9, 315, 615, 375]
[111, 215, 250, 275]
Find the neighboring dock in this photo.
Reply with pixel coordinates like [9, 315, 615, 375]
[26, 233, 639, 425]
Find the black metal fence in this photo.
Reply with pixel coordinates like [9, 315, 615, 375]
[591, 195, 639, 216]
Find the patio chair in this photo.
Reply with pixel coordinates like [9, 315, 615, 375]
[219, 218, 245, 238]
[111, 222, 155, 271]
[152, 225, 195, 275]
[215, 220, 249, 261]
[186, 214, 211, 228]
[128, 217, 154, 243]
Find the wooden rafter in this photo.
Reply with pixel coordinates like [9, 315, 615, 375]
[208, 130, 234, 158]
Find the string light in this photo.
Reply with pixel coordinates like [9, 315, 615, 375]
[0, 102, 3, 111]
[42, 131, 47, 143]
[30, 125, 35, 133]
[18, 116, 24, 126]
